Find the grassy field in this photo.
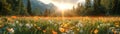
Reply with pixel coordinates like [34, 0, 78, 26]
[0, 16, 120, 34]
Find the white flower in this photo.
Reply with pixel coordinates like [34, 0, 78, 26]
[76, 23, 83, 27]
[80, 29, 83, 33]
[12, 23, 15, 27]
[66, 29, 74, 34]
[48, 20, 53, 24]
[58, 22, 62, 25]
[100, 24, 105, 26]
[115, 28, 120, 33]
[106, 23, 110, 26]
[8, 23, 15, 27]
[71, 31, 74, 34]
[54, 24, 57, 26]
[19, 23, 23, 27]
[97, 25, 100, 28]
[66, 29, 71, 33]
[15, 20, 19, 23]
[26, 23, 32, 28]
[7, 28, 14, 33]
[30, 24, 33, 27]
[10, 28, 14, 33]
[62, 33, 67, 34]
[109, 27, 115, 30]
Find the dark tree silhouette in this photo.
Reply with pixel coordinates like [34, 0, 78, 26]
[43, 9, 50, 17]
[94, 0, 105, 15]
[112, 0, 120, 15]
[27, 0, 32, 16]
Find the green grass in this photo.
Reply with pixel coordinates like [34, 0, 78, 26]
[0, 17, 120, 34]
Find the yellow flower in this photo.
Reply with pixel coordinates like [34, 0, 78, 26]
[37, 27, 41, 30]
[33, 24, 37, 27]
[77, 28, 79, 31]
[59, 27, 65, 32]
[115, 25, 119, 27]
[113, 31, 116, 34]
[94, 29, 99, 34]
[7, 18, 13, 22]
[115, 22, 120, 27]
[111, 29, 117, 34]
[63, 24, 68, 27]
[52, 30, 57, 34]
[0, 25, 3, 28]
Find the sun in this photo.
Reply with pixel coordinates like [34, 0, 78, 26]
[58, 4, 72, 10]
[54, 3, 74, 10]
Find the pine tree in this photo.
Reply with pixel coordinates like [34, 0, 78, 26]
[27, 0, 32, 16]
[112, 0, 120, 15]
[44, 9, 50, 17]
[20, 0, 29, 16]
[94, 0, 105, 15]
[86, 0, 91, 8]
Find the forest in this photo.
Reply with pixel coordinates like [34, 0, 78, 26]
[0, 0, 120, 16]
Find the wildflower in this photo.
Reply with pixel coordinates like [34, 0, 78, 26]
[48, 20, 53, 24]
[37, 27, 41, 30]
[26, 23, 32, 28]
[113, 31, 117, 34]
[77, 28, 79, 31]
[15, 20, 19, 23]
[11, 16, 17, 19]
[54, 24, 57, 26]
[7, 18, 12, 22]
[52, 30, 57, 34]
[114, 28, 120, 34]
[0, 25, 2, 28]
[0, 24, 3, 28]
[66, 29, 74, 34]
[33, 24, 37, 27]
[115, 25, 119, 27]
[76, 23, 83, 27]
[94, 29, 99, 34]
[11, 23, 15, 27]
[97, 26, 100, 28]
[7, 28, 14, 33]
[59, 27, 65, 32]
[80, 29, 83, 33]
[34, 17, 39, 21]
[106, 23, 111, 26]
[62, 32, 67, 34]
[19, 23, 23, 27]
[63, 23, 69, 28]
[26, 23, 30, 26]
[43, 30, 46, 33]
[58, 22, 62, 25]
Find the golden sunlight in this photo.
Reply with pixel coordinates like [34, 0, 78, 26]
[38, 0, 86, 10]
[55, 3, 74, 10]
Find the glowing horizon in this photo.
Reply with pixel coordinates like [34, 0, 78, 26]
[38, 0, 85, 10]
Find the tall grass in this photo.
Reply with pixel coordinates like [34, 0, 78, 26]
[0, 17, 120, 34]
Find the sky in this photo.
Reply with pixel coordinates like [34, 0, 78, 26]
[38, 0, 85, 4]
[38, 0, 86, 10]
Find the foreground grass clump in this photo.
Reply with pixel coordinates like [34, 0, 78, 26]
[0, 17, 120, 34]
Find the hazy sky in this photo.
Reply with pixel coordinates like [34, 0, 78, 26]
[38, 0, 85, 6]
[38, 0, 85, 4]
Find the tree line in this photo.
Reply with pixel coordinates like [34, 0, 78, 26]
[74, 0, 120, 16]
[0, 0, 120, 16]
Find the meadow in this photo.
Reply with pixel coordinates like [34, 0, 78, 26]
[0, 16, 120, 34]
